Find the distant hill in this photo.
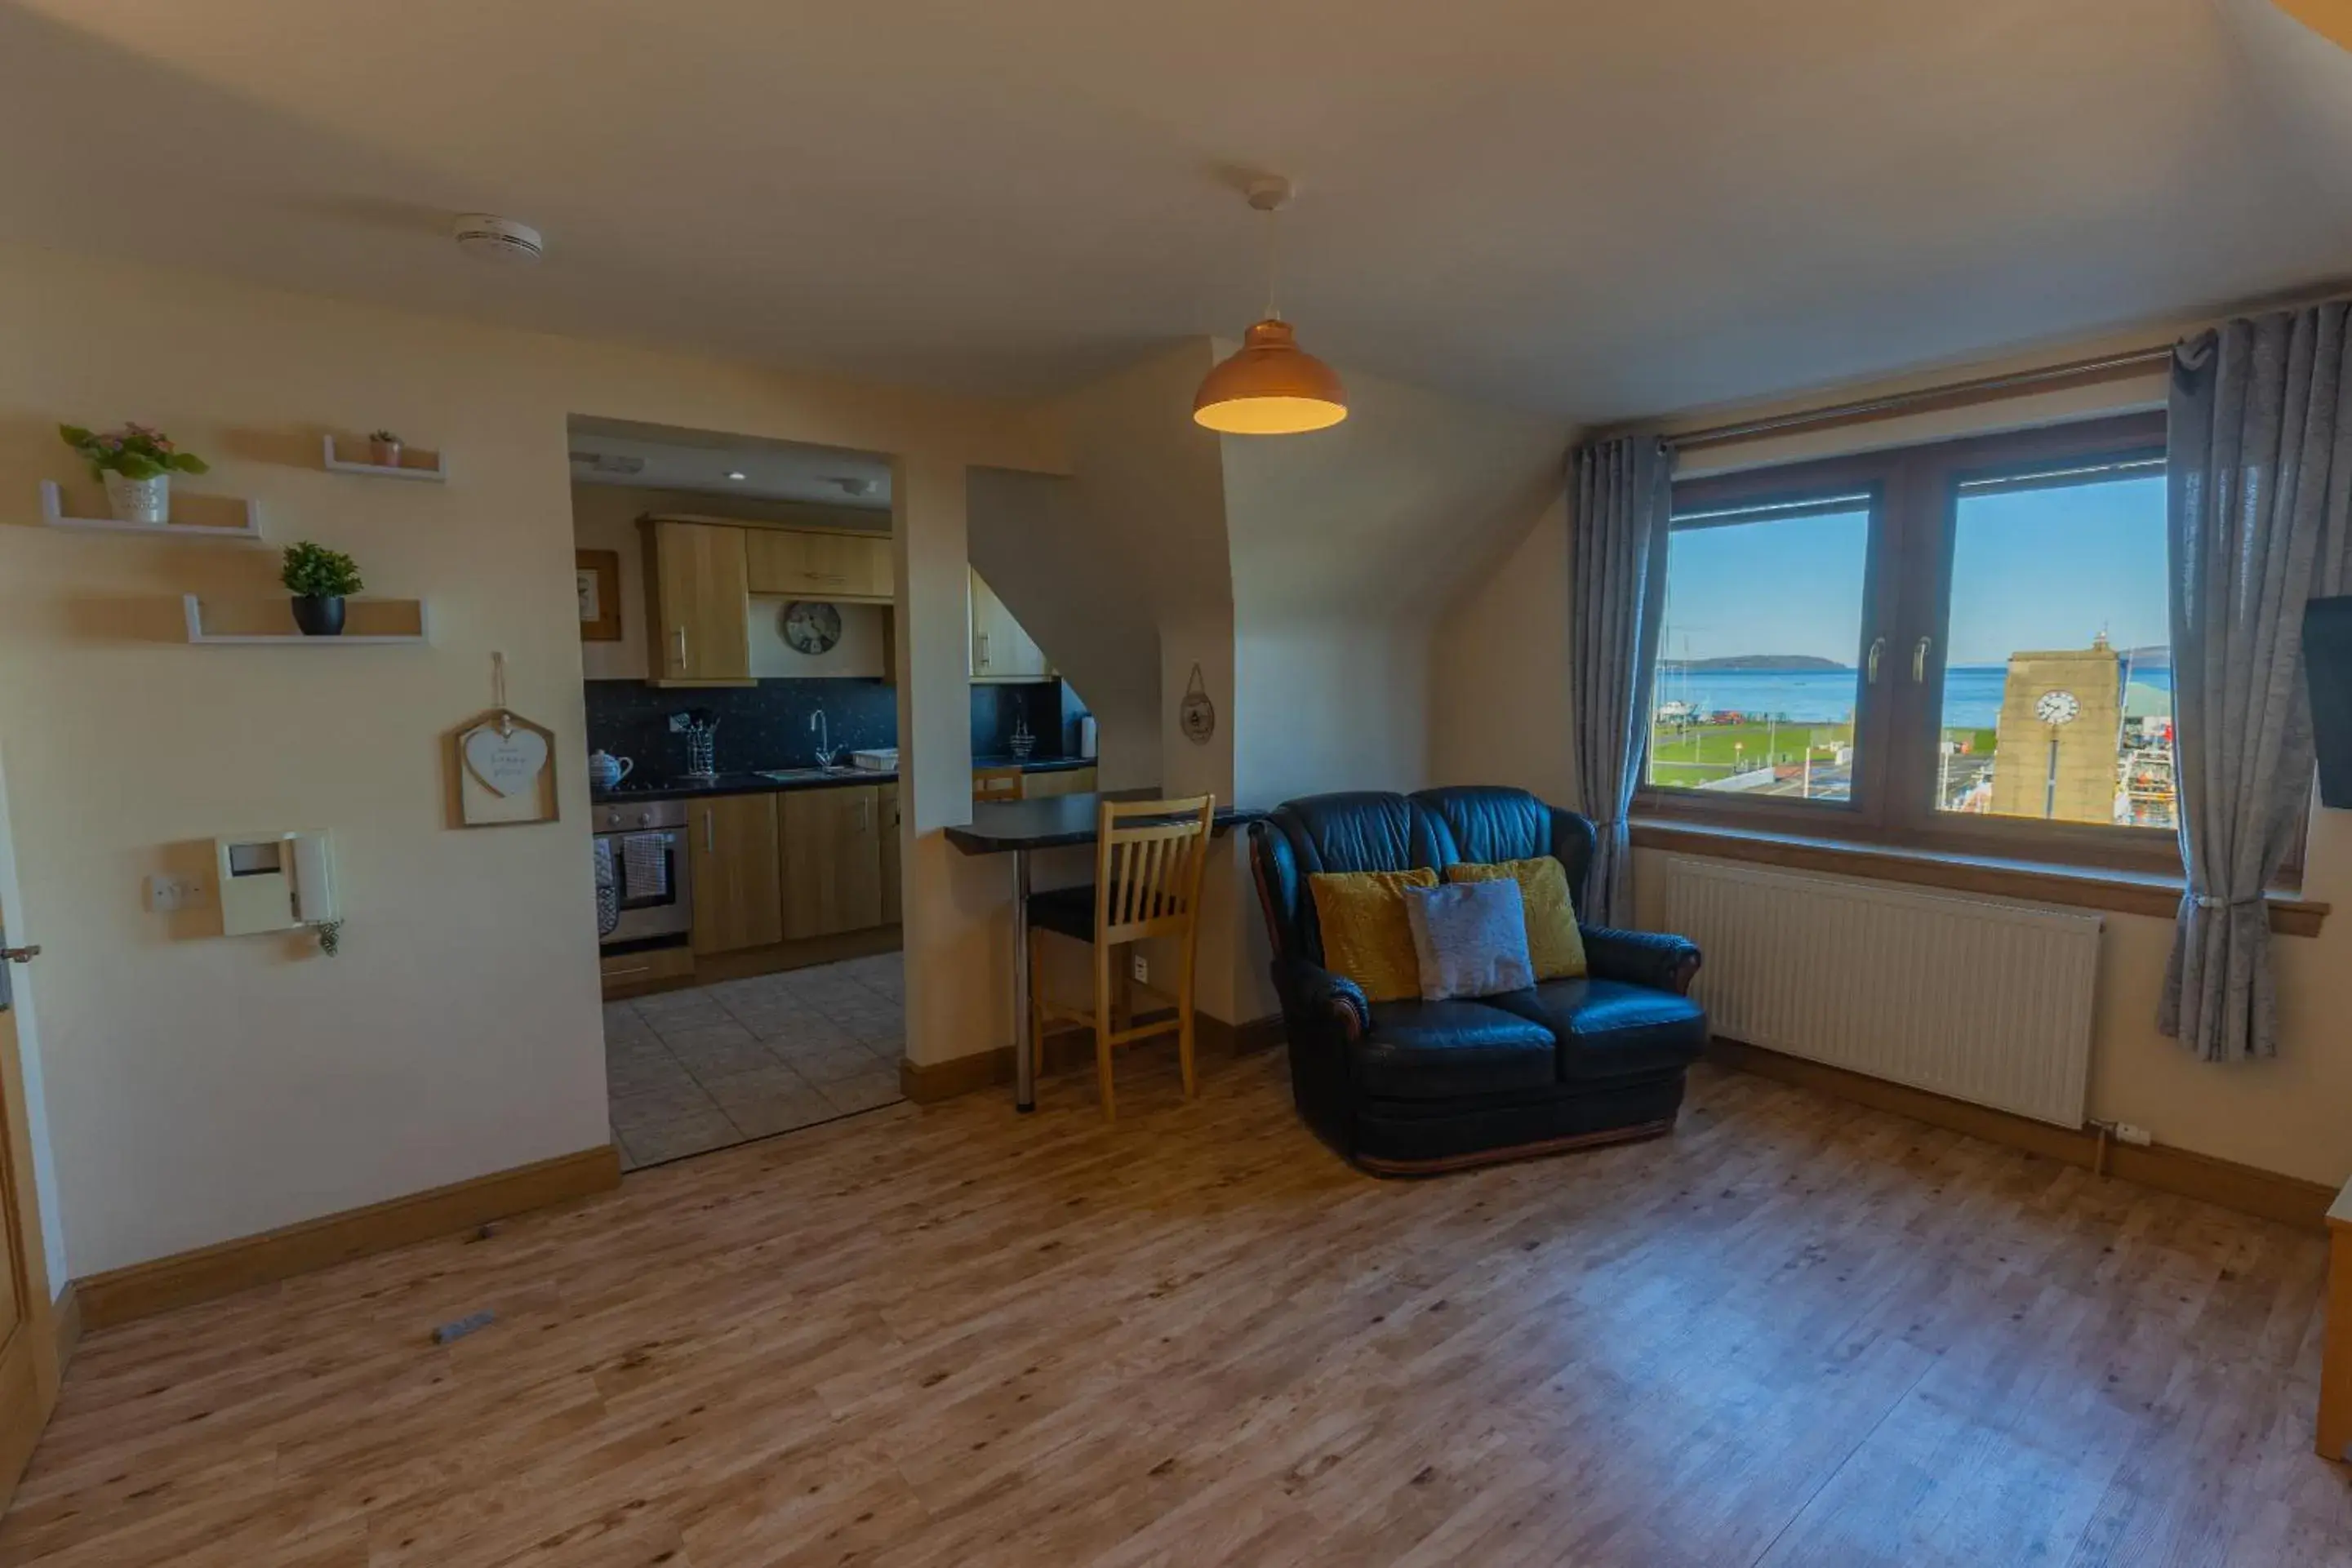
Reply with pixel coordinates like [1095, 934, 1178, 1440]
[1659, 654, 1850, 672]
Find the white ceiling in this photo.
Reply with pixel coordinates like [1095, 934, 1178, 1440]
[567, 419, 892, 506]
[7, 1, 2352, 423]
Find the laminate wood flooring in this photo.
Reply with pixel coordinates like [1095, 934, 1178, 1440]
[6, 1052, 2345, 1566]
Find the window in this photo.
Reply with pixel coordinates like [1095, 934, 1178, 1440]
[1642, 412, 2179, 871]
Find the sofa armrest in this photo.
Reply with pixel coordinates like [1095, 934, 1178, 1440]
[1581, 926, 1702, 996]
[1274, 957, 1370, 1040]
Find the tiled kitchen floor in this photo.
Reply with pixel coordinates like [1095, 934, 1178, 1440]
[603, 952, 905, 1170]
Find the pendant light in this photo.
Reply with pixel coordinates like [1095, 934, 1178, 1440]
[1193, 177, 1347, 435]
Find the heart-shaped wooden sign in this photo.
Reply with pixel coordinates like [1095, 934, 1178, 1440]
[464, 723, 549, 798]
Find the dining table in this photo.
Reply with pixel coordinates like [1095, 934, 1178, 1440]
[945, 788, 1267, 1111]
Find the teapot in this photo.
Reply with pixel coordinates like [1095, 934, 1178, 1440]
[589, 751, 634, 791]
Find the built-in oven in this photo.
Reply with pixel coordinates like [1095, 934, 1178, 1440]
[594, 799, 694, 953]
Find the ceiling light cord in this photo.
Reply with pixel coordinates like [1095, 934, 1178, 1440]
[1263, 204, 1285, 324]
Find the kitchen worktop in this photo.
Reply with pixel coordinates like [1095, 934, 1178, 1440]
[592, 754, 1093, 806]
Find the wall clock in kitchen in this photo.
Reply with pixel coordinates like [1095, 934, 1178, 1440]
[782, 601, 843, 655]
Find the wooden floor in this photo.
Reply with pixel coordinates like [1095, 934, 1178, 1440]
[6, 1052, 2348, 1567]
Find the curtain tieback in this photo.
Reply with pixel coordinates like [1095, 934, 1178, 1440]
[2190, 893, 2265, 909]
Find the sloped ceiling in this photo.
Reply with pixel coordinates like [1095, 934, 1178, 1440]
[6, 1, 2351, 423]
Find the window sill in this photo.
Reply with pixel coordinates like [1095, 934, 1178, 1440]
[1629, 820, 2328, 937]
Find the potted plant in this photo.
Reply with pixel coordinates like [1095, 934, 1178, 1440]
[367, 429, 403, 468]
[59, 422, 210, 525]
[281, 541, 364, 636]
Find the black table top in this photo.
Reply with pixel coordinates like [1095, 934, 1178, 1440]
[945, 789, 1265, 853]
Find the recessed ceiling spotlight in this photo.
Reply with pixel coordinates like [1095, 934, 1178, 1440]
[452, 213, 544, 265]
[725, 470, 748, 482]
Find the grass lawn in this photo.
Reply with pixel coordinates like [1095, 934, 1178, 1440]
[1647, 722, 1999, 785]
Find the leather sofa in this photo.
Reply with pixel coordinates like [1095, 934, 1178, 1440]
[1249, 786, 1707, 1175]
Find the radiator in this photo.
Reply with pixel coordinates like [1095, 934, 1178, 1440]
[1661, 855, 2103, 1127]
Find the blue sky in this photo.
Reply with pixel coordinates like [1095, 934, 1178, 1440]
[1661, 474, 2169, 666]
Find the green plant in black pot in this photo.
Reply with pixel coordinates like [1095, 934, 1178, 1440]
[281, 541, 364, 636]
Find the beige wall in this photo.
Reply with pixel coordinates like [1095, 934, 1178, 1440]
[1436, 332, 2352, 1190]
[0, 241, 1057, 1276]
[571, 483, 891, 683]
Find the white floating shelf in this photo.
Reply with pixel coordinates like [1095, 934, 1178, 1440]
[183, 594, 432, 646]
[39, 481, 262, 542]
[322, 434, 446, 482]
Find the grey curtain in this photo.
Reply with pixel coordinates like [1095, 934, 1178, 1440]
[2163, 303, 2352, 1061]
[1568, 436, 1675, 926]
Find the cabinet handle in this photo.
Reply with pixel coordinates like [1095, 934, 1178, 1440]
[1913, 635, 1932, 683]
[673, 625, 688, 670]
[603, 964, 653, 979]
[703, 810, 714, 853]
[977, 633, 989, 670]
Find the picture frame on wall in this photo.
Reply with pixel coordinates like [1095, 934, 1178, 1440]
[576, 549, 621, 642]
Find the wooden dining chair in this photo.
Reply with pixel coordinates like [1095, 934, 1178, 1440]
[1026, 794, 1216, 1121]
[973, 766, 1025, 802]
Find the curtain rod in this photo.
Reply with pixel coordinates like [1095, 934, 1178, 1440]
[1663, 344, 2176, 454]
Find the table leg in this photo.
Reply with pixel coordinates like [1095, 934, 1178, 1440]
[2322, 1227, 2352, 1461]
[1011, 848, 1034, 1113]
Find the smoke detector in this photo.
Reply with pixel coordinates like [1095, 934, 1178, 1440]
[567, 450, 644, 476]
[454, 214, 544, 265]
[832, 476, 879, 498]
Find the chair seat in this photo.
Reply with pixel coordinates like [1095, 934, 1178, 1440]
[1482, 978, 1707, 1081]
[1027, 883, 1097, 942]
[1354, 997, 1558, 1100]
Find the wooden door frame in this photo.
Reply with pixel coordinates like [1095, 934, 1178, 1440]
[0, 867, 64, 1508]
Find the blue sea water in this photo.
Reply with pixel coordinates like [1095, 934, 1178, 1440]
[1654, 664, 2173, 730]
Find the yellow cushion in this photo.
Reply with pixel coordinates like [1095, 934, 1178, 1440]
[1447, 858, 1587, 981]
[1309, 868, 1440, 1003]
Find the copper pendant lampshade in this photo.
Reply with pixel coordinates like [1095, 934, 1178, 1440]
[1193, 177, 1347, 436]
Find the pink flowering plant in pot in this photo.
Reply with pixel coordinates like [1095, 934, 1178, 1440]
[60, 422, 211, 525]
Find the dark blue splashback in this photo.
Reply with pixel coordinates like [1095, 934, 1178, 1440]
[585, 679, 900, 778]
[587, 677, 1087, 779]
[970, 682, 1069, 760]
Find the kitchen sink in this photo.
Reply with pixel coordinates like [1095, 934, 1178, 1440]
[754, 767, 868, 783]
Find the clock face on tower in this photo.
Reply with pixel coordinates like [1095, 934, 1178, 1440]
[2035, 689, 2082, 726]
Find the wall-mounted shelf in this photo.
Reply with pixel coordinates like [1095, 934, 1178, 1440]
[39, 481, 262, 542]
[322, 435, 446, 482]
[183, 594, 431, 645]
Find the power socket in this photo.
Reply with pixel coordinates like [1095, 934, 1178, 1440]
[1131, 953, 1149, 985]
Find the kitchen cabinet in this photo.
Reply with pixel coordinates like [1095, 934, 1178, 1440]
[690, 793, 784, 954]
[744, 527, 892, 602]
[969, 570, 1053, 682]
[1020, 766, 1098, 799]
[878, 783, 901, 926]
[646, 520, 754, 686]
[782, 785, 884, 939]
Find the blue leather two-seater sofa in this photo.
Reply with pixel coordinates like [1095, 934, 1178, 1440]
[1248, 785, 1707, 1175]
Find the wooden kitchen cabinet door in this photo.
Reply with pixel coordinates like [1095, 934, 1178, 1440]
[690, 793, 784, 954]
[782, 786, 883, 939]
[744, 529, 891, 602]
[968, 570, 1051, 681]
[878, 783, 901, 926]
[648, 520, 753, 685]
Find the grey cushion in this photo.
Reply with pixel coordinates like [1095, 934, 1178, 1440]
[1403, 879, 1534, 1001]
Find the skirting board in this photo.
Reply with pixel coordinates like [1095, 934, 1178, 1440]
[75, 1144, 621, 1330]
[901, 1014, 1285, 1104]
[50, 1283, 79, 1381]
[1710, 1037, 2336, 1233]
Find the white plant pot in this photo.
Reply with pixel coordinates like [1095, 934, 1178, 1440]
[104, 472, 169, 525]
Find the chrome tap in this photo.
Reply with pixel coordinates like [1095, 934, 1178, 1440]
[810, 708, 838, 770]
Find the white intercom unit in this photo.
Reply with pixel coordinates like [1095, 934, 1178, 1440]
[214, 831, 337, 936]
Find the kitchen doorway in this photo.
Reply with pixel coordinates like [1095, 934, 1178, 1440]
[571, 417, 909, 1169]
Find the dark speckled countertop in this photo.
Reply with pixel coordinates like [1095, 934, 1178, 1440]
[591, 754, 1094, 807]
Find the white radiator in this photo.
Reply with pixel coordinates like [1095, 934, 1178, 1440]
[1661, 855, 2103, 1127]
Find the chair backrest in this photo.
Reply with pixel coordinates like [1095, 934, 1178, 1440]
[972, 766, 1024, 802]
[1095, 795, 1216, 945]
[1250, 786, 1597, 968]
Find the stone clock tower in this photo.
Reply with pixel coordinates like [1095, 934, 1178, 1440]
[1989, 638, 2123, 822]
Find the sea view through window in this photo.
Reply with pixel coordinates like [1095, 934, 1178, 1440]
[1648, 455, 2172, 831]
